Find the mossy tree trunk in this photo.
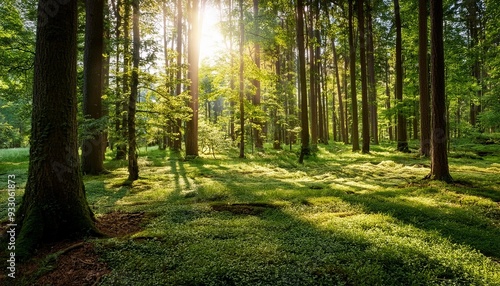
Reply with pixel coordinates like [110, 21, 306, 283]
[15, 0, 98, 258]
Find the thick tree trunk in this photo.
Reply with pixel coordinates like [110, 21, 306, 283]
[297, 0, 310, 163]
[186, 0, 200, 158]
[358, 0, 370, 153]
[128, 0, 140, 181]
[349, 0, 360, 152]
[394, 0, 408, 152]
[428, 0, 452, 182]
[15, 0, 98, 257]
[82, 0, 105, 175]
[419, 0, 431, 156]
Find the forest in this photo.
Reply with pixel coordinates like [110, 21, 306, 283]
[0, 0, 499, 285]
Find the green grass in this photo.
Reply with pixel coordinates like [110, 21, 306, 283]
[1, 140, 500, 285]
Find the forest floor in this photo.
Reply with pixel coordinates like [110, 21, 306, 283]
[1, 138, 500, 285]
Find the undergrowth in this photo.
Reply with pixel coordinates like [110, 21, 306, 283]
[1, 139, 499, 285]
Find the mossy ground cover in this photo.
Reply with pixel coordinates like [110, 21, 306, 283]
[1, 140, 500, 285]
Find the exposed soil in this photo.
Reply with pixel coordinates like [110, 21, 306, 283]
[211, 202, 278, 216]
[1, 211, 146, 286]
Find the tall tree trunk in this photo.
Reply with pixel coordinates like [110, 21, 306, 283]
[111, 0, 122, 154]
[297, 0, 310, 163]
[466, 0, 482, 127]
[117, 0, 131, 160]
[173, 0, 183, 151]
[128, 0, 140, 181]
[419, 0, 431, 156]
[186, 0, 200, 158]
[252, 0, 263, 151]
[349, 0, 360, 151]
[16, 0, 98, 256]
[159, 0, 169, 151]
[344, 56, 350, 143]
[358, 0, 370, 153]
[428, 0, 452, 182]
[102, 1, 111, 158]
[274, 52, 282, 150]
[82, 0, 105, 174]
[332, 39, 346, 143]
[229, 0, 236, 141]
[385, 58, 393, 140]
[238, 0, 245, 158]
[366, 2, 378, 145]
[394, 0, 408, 152]
[309, 21, 318, 149]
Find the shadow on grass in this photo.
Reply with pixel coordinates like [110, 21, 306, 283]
[337, 188, 500, 259]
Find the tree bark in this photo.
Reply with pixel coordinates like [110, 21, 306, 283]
[428, 0, 452, 182]
[128, 0, 140, 181]
[332, 39, 346, 143]
[111, 0, 122, 155]
[186, 0, 200, 158]
[117, 0, 131, 160]
[173, 0, 183, 151]
[394, 0, 408, 152]
[82, 0, 105, 175]
[297, 0, 310, 163]
[349, 0, 360, 151]
[252, 0, 263, 151]
[238, 0, 245, 158]
[358, 0, 370, 153]
[15, 0, 98, 257]
[419, 0, 431, 156]
[309, 16, 318, 149]
[366, 2, 378, 145]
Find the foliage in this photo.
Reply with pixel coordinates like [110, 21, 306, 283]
[0, 1, 34, 148]
[198, 121, 235, 158]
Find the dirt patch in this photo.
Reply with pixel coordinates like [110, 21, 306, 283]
[96, 211, 146, 237]
[35, 242, 109, 286]
[1, 211, 147, 286]
[211, 203, 278, 216]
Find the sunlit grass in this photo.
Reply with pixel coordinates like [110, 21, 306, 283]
[1, 139, 500, 285]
